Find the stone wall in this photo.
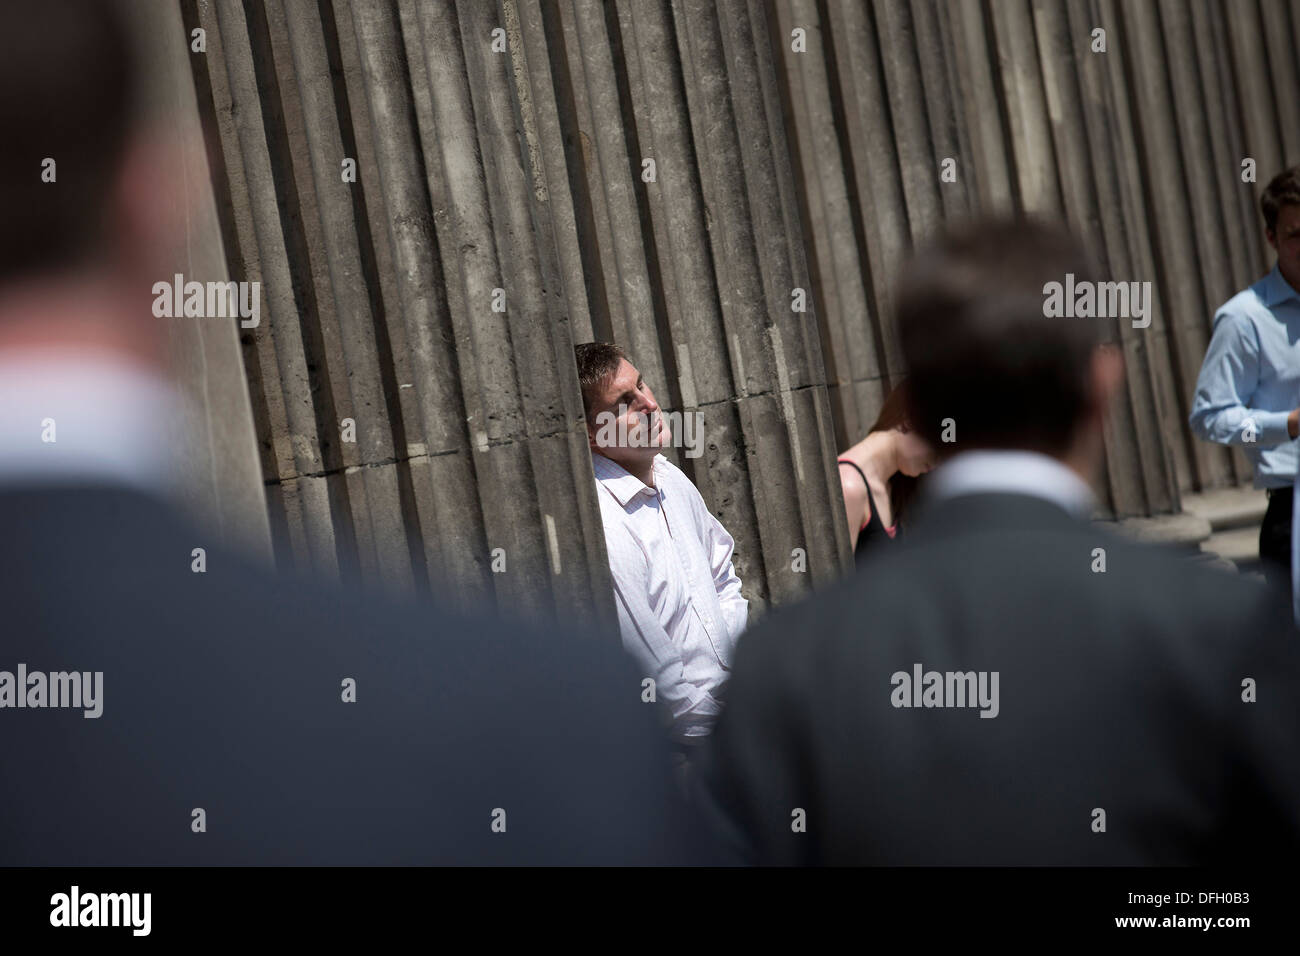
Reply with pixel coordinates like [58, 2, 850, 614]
[182, 0, 1300, 619]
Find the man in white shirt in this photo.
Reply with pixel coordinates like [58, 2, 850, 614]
[575, 343, 749, 753]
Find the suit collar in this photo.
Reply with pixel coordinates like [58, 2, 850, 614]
[906, 489, 1086, 539]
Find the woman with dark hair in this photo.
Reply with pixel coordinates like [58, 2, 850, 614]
[836, 383, 937, 563]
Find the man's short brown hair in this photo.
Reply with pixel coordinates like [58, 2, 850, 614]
[1261, 166, 1300, 235]
[0, 0, 139, 284]
[574, 342, 627, 419]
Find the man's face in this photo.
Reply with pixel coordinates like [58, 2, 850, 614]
[586, 359, 671, 466]
[1268, 203, 1300, 286]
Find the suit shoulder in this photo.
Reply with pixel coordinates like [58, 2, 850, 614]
[1036, 523, 1283, 659]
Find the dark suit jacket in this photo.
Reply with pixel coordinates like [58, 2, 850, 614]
[0, 484, 709, 865]
[699, 490, 1300, 865]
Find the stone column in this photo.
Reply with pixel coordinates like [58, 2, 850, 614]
[135, 0, 272, 561]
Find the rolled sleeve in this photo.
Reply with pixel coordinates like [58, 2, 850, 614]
[1190, 311, 1293, 447]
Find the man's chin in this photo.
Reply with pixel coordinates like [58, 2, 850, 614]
[596, 446, 660, 468]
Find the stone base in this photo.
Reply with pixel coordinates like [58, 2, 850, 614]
[1105, 511, 1213, 549]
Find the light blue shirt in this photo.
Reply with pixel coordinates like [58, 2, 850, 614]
[1189, 265, 1300, 489]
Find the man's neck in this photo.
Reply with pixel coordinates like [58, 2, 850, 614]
[1279, 261, 1300, 298]
[1060, 424, 1104, 489]
[0, 270, 166, 373]
[627, 457, 656, 489]
[596, 451, 656, 488]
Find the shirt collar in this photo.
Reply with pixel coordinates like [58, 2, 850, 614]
[923, 449, 1097, 519]
[0, 348, 182, 496]
[592, 453, 663, 507]
[1260, 264, 1300, 308]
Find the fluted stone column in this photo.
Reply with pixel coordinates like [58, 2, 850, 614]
[134, 0, 272, 561]
[767, 0, 1299, 545]
[187, 0, 851, 626]
[185, 0, 1300, 615]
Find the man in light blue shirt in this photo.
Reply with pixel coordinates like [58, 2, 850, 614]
[1190, 166, 1300, 594]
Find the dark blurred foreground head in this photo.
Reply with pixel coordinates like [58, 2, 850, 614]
[0, 0, 139, 283]
[897, 218, 1125, 478]
[0, 0, 183, 369]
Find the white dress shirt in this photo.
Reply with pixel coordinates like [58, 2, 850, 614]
[592, 453, 749, 742]
[0, 348, 180, 494]
[924, 449, 1097, 519]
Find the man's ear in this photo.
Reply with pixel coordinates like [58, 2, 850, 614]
[1089, 343, 1125, 416]
[1267, 229, 1278, 252]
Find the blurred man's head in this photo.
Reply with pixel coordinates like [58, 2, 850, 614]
[0, 0, 185, 368]
[0, 1, 140, 284]
[897, 218, 1123, 476]
[575, 342, 670, 475]
[1262, 167, 1300, 290]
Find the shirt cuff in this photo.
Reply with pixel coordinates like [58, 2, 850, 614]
[1253, 410, 1293, 445]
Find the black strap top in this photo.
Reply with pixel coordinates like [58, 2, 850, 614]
[837, 459, 899, 565]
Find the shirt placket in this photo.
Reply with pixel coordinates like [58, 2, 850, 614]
[658, 488, 724, 660]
